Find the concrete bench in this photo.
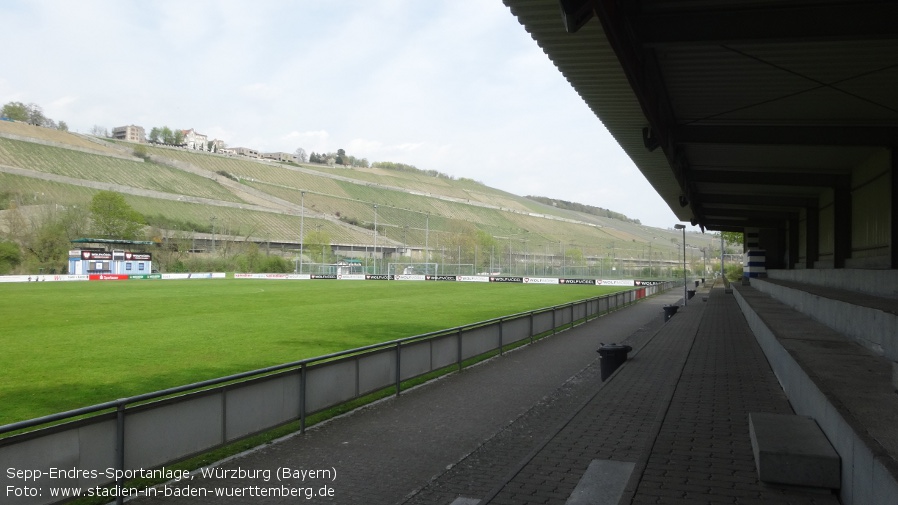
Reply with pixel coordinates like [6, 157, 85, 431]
[749, 413, 840, 489]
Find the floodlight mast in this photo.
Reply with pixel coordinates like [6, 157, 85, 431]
[299, 191, 305, 274]
[373, 204, 378, 275]
[674, 224, 687, 305]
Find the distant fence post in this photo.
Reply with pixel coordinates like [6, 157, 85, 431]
[395, 341, 402, 396]
[499, 318, 504, 355]
[300, 363, 307, 433]
[529, 311, 534, 344]
[457, 328, 463, 370]
[115, 402, 126, 505]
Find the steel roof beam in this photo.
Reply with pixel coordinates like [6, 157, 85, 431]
[699, 194, 817, 208]
[637, 2, 898, 46]
[689, 171, 845, 187]
[675, 125, 898, 148]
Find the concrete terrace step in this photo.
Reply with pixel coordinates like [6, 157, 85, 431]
[734, 284, 898, 504]
[750, 276, 898, 361]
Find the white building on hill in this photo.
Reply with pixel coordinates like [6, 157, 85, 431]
[182, 128, 208, 151]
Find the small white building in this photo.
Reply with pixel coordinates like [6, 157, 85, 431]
[209, 139, 225, 153]
[181, 128, 208, 151]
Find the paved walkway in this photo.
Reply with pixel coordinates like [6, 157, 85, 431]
[133, 286, 840, 504]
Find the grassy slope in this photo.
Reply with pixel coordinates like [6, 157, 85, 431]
[0, 280, 620, 425]
[0, 126, 693, 262]
[0, 138, 244, 203]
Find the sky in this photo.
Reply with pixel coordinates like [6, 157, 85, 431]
[0, 0, 680, 229]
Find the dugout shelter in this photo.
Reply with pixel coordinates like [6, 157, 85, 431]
[67, 238, 154, 275]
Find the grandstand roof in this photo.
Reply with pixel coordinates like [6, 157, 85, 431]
[504, 0, 898, 232]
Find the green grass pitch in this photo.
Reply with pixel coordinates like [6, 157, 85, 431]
[0, 280, 625, 426]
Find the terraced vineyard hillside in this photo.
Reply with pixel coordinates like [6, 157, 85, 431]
[0, 121, 712, 275]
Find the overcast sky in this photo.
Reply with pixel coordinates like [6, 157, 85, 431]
[0, 0, 680, 228]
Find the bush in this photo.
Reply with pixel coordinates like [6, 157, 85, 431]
[216, 171, 239, 182]
[0, 240, 22, 274]
[259, 255, 292, 273]
[724, 263, 743, 282]
[133, 145, 150, 160]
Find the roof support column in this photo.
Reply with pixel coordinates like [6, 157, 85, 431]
[833, 176, 852, 268]
[806, 206, 819, 269]
[788, 217, 800, 270]
[892, 148, 898, 269]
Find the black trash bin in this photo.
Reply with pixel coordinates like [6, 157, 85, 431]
[597, 343, 632, 381]
[687, 289, 696, 300]
[695, 280, 700, 287]
[662, 304, 679, 322]
[701, 277, 706, 285]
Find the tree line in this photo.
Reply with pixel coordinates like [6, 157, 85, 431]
[525, 195, 641, 225]
[1, 101, 69, 132]
[295, 149, 461, 182]
[0, 190, 295, 275]
[305, 148, 370, 168]
[147, 126, 185, 145]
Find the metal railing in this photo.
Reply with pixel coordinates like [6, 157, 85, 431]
[0, 283, 671, 505]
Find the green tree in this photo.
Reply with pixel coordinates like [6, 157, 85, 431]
[4, 205, 88, 274]
[1, 102, 61, 128]
[1, 101, 28, 121]
[303, 228, 332, 264]
[720, 231, 743, 247]
[236, 242, 262, 272]
[173, 129, 185, 145]
[57, 120, 68, 132]
[89, 191, 145, 239]
[474, 230, 499, 272]
[148, 127, 161, 143]
[160, 126, 174, 144]
[0, 240, 21, 274]
[567, 248, 584, 266]
[24, 220, 69, 273]
[444, 222, 478, 266]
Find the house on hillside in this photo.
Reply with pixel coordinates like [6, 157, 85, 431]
[112, 125, 146, 143]
[262, 152, 296, 163]
[230, 147, 260, 158]
[181, 128, 208, 151]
